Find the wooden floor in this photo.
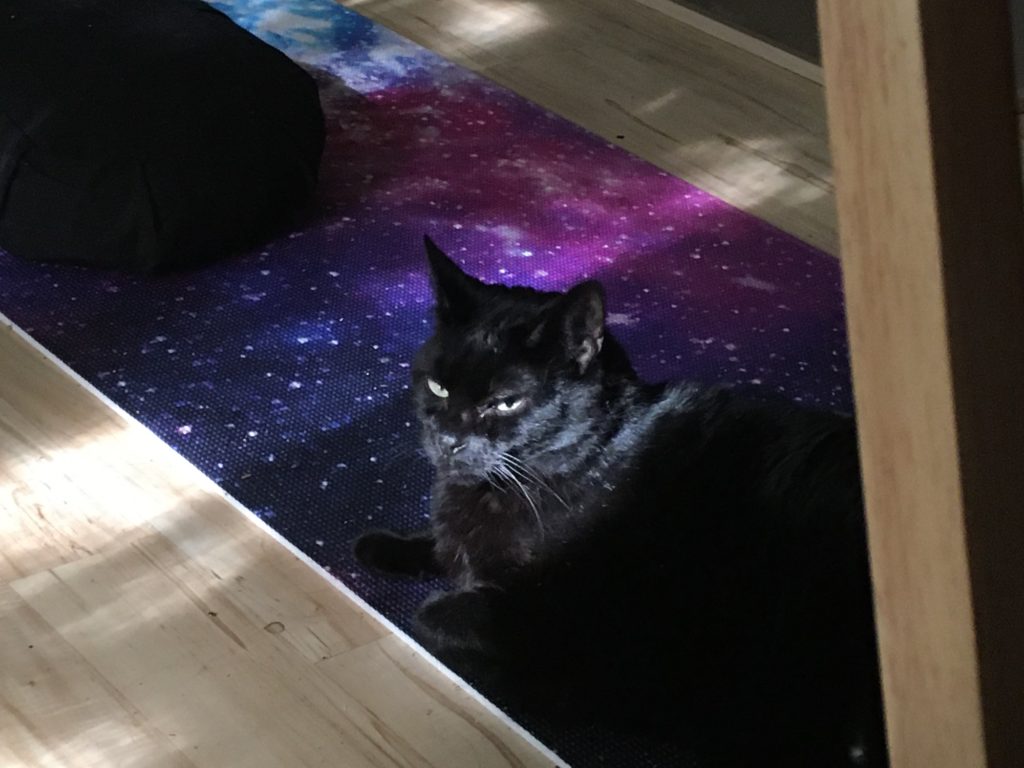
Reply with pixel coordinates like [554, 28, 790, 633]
[0, 2, 841, 766]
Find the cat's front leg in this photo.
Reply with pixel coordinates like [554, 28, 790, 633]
[354, 529, 442, 578]
[413, 587, 503, 657]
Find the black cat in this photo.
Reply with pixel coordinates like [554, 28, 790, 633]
[355, 236, 888, 767]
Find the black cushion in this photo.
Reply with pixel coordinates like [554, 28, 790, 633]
[0, 0, 324, 271]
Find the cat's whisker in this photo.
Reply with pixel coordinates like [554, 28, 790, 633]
[502, 461, 551, 503]
[491, 464, 517, 494]
[494, 462, 545, 541]
[484, 470, 507, 494]
[501, 458, 553, 507]
[487, 467, 517, 498]
[501, 453, 571, 511]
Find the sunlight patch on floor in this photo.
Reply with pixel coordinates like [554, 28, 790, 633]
[346, 0, 549, 48]
[673, 134, 832, 213]
[446, 0, 548, 46]
[0, 414, 211, 567]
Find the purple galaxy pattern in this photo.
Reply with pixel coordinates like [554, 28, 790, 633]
[0, 2, 851, 764]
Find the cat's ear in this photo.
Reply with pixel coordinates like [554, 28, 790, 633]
[557, 280, 605, 373]
[424, 236, 484, 324]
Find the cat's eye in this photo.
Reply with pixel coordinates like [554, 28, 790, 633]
[426, 378, 449, 398]
[495, 397, 525, 413]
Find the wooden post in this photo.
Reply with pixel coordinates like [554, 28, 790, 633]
[816, 1, 1024, 767]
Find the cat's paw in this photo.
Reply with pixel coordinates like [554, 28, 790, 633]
[354, 529, 436, 577]
[414, 589, 499, 655]
[353, 529, 399, 569]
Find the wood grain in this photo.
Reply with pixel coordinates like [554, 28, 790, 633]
[632, 0, 825, 84]
[0, 325, 557, 768]
[817, 0, 1024, 765]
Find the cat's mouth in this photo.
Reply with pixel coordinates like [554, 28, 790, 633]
[434, 455, 498, 482]
[426, 444, 484, 475]
[436, 462, 487, 481]
[434, 454, 527, 490]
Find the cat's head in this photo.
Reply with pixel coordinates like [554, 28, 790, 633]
[412, 237, 634, 482]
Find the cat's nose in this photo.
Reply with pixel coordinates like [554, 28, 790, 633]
[439, 434, 467, 456]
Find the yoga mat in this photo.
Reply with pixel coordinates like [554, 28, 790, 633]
[0, 1, 851, 764]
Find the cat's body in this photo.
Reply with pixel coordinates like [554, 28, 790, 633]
[355, 237, 887, 767]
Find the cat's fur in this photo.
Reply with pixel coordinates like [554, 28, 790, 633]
[355, 237, 888, 767]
